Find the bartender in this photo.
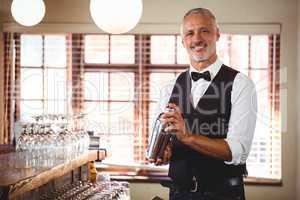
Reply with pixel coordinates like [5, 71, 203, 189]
[150, 7, 257, 200]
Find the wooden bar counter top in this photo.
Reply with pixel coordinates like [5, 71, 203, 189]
[0, 149, 106, 199]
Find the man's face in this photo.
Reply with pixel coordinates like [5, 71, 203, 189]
[182, 13, 220, 64]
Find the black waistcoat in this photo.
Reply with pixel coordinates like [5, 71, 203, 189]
[168, 65, 246, 188]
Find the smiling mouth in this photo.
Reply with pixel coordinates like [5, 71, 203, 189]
[191, 44, 207, 52]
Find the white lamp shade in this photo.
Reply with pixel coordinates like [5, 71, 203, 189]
[90, 0, 143, 34]
[11, 0, 46, 26]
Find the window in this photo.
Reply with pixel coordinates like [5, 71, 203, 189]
[83, 35, 137, 163]
[217, 35, 281, 179]
[20, 34, 68, 120]
[16, 32, 280, 181]
[84, 72, 135, 162]
[83, 33, 281, 180]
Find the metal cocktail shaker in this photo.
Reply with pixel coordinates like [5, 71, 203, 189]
[146, 109, 174, 160]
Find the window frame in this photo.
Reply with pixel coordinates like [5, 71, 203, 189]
[19, 34, 69, 119]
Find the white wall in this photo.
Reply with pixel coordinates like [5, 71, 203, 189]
[1, 0, 298, 199]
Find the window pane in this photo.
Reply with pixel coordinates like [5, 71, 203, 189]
[110, 102, 134, 134]
[251, 69, 269, 99]
[148, 72, 179, 138]
[247, 122, 271, 178]
[247, 69, 280, 179]
[151, 36, 175, 64]
[44, 35, 67, 67]
[217, 34, 231, 66]
[45, 100, 66, 114]
[45, 69, 66, 100]
[85, 35, 109, 64]
[111, 35, 135, 64]
[251, 36, 269, 69]
[84, 72, 109, 100]
[176, 36, 189, 64]
[20, 100, 43, 121]
[251, 69, 270, 127]
[230, 35, 249, 75]
[110, 73, 134, 101]
[21, 69, 43, 99]
[21, 35, 43, 67]
[86, 102, 135, 135]
[104, 135, 134, 163]
[84, 102, 109, 133]
[84, 102, 135, 162]
[149, 102, 159, 132]
[149, 73, 176, 101]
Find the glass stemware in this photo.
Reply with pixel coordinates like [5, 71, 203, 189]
[15, 114, 91, 168]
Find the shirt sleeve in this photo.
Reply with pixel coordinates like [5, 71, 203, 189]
[224, 73, 257, 165]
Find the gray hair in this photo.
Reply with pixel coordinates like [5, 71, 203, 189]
[180, 7, 218, 35]
[183, 7, 217, 22]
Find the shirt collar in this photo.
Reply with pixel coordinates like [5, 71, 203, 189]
[189, 58, 223, 81]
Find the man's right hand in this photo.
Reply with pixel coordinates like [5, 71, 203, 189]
[148, 143, 172, 166]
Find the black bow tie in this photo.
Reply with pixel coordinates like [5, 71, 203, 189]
[191, 71, 211, 81]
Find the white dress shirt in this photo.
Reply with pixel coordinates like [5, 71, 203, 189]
[156, 58, 257, 165]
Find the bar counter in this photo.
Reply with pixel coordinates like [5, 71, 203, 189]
[0, 149, 106, 200]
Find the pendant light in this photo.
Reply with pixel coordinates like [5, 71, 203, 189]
[11, 0, 46, 26]
[90, 0, 143, 34]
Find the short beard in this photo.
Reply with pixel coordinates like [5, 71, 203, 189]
[191, 54, 208, 63]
